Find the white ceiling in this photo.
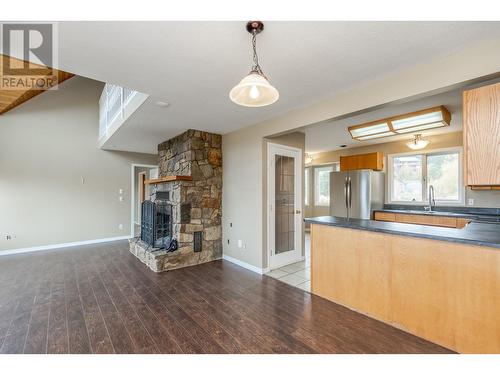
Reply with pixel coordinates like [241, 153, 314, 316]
[51, 22, 500, 153]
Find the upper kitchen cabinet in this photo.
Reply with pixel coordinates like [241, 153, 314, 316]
[463, 82, 500, 186]
[340, 152, 384, 171]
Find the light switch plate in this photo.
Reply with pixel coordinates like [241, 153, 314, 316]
[468, 198, 474, 206]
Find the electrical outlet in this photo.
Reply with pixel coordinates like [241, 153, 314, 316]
[468, 198, 474, 206]
[237, 240, 243, 248]
[119, 196, 124, 202]
[118, 224, 123, 230]
[119, 188, 124, 194]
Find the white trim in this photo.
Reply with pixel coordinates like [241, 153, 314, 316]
[222, 254, 268, 275]
[0, 236, 130, 257]
[130, 163, 158, 238]
[387, 146, 465, 206]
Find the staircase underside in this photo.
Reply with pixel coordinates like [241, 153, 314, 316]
[0, 54, 74, 115]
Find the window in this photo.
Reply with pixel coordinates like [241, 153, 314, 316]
[389, 148, 463, 204]
[427, 152, 460, 201]
[304, 168, 310, 206]
[392, 154, 423, 202]
[314, 165, 334, 206]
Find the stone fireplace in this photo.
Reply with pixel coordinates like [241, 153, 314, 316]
[129, 129, 222, 272]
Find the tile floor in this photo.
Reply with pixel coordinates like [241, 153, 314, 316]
[265, 232, 311, 292]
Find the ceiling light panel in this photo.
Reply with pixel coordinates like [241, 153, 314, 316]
[391, 110, 443, 130]
[350, 123, 391, 138]
[357, 131, 395, 140]
[394, 122, 446, 134]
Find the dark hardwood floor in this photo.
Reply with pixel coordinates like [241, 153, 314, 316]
[0, 241, 453, 354]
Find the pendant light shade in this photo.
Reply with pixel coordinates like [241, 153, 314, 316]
[230, 21, 279, 107]
[229, 71, 279, 107]
[406, 134, 430, 150]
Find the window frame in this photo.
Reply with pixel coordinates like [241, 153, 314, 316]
[313, 164, 337, 207]
[387, 147, 465, 206]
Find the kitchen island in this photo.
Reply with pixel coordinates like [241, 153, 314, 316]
[304, 216, 500, 353]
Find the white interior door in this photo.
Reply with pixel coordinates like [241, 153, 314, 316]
[268, 143, 303, 270]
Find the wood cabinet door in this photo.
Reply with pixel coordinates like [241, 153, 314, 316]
[463, 83, 500, 186]
[394, 213, 458, 228]
[339, 152, 383, 171]
[374, 211, 396, 222]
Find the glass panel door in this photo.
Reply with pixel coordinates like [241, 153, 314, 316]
[268, 144, 302, 270]
[275, 155, 295, 255]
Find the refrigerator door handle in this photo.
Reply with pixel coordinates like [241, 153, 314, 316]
[348, 177, 352, 209]
[344, 177, 349, 210]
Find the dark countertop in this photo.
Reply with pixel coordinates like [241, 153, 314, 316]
[304, 216, 500, 249]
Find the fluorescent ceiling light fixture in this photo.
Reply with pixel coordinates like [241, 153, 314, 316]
[348, 106, 451, 141]
[230, 21, 279, 107]
[406, 134, 430, 150]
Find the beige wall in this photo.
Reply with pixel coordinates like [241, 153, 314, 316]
[0, 77, 157, 251]
[222, 37, 500, 270]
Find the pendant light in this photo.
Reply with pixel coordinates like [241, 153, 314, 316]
[230, 21, 279, 107]
[406, 134, 430, 150]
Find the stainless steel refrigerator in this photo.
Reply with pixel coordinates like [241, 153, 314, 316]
[330, 170, 384, 220]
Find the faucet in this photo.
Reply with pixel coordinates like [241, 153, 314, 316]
[425, 185, 436, 212]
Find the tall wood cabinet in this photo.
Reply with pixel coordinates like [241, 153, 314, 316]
[463, 82, 500, 186]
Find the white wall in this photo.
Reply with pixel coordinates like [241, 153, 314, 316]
[222, 37, 500, 270]
[0, 77, 157, 251]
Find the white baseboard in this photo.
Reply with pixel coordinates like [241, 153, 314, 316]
[222, 254, 267, 275]
[0, 236, 131, 257]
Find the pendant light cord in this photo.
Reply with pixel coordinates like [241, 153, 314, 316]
[251, 31, 264, 76]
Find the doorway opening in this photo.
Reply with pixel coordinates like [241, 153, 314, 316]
[131, 164, 158, 238]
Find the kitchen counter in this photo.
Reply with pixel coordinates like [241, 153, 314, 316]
[304, 215, 500, 248]
[307, 216, 500, 353]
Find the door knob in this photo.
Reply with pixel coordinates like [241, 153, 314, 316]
[295, 209, 301, 214]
